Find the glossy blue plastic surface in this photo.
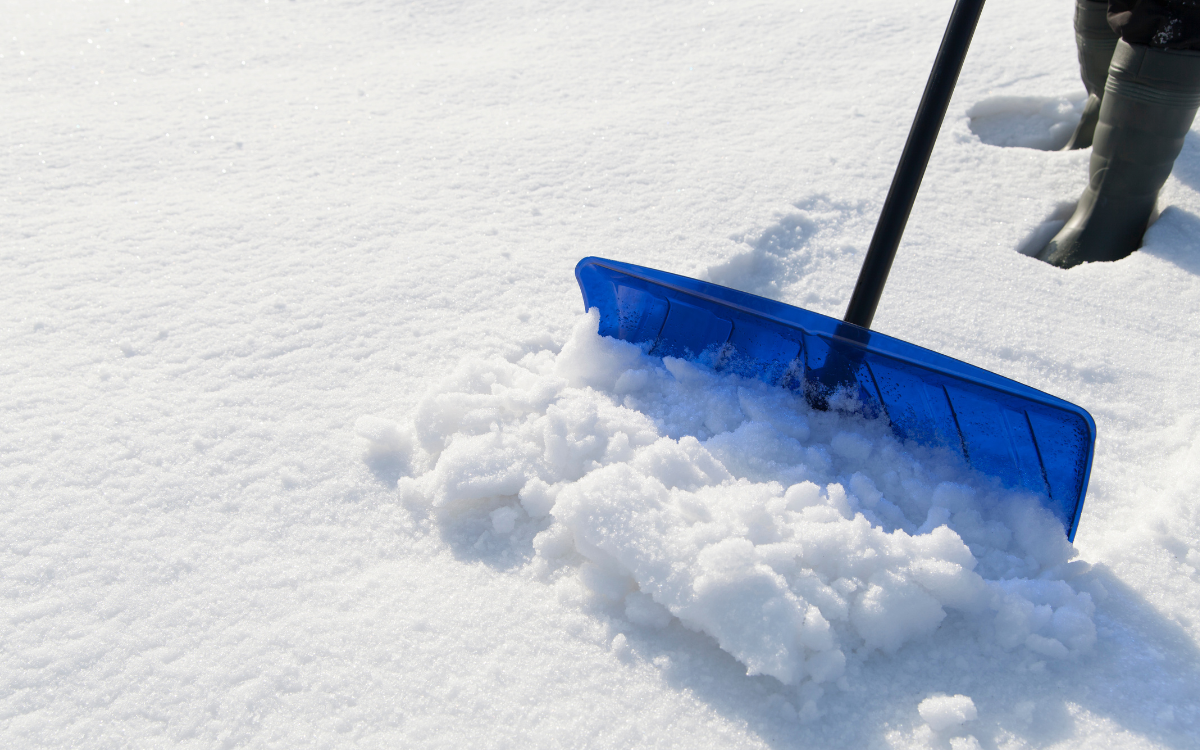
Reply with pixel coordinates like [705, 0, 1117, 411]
[576, 257, 1095, 541]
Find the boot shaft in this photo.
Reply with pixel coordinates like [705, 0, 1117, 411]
[1075, 0, 1120, 97]
[1094, 41, 1200, 194]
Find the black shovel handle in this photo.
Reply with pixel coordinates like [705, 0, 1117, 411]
[843, 0, 987, 329]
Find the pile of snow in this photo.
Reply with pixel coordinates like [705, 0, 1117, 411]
[362, 311, 1097, 699]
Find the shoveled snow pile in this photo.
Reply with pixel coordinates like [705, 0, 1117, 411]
[362, 311, 1097, 696]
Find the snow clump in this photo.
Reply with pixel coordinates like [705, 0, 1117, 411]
[375, 310, 1097, 692]
[919, 694, 979, 733]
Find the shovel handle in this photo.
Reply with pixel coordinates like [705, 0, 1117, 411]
[843, 0, 987, 329]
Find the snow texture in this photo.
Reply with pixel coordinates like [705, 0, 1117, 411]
[919, 694, 979, 733]
[4, 0, 1200, 748]
[402, 311, 1097, 693]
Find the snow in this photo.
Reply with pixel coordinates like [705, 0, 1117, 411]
[3, 0, 1200, 748]
[402, 311, 1097, 691]
[918, 694, 978, 733]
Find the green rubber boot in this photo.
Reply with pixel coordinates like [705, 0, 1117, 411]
[1039, 41, 1200, 268]
[1062, 0, 1120, 151]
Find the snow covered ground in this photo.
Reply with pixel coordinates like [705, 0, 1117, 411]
[3, 0, 1199, 747]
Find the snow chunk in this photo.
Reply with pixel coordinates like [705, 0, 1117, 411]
[852, 571, 946, 654]
[490, 506, 520, 535]
[354, 415, 409, 450]
[918, 694, 978, 732]
[428, 431, 532, 507]
[519, 477, 558, 519]
[555, 310, 648, 391]
[610, 632, 631, 659]
[355, 416, 415, 474]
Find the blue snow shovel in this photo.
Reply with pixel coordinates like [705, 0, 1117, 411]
[574, 0, 1095, 541]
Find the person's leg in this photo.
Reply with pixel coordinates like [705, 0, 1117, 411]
[1063, 0, 1120, 150]
[1038, 39, 1200, 267]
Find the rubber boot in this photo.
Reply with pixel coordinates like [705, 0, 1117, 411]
[1038, 41, 1200, 268]
[1062, 0, 1120, 150]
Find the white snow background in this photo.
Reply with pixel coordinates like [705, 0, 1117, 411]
[3, 1, 1199, 748]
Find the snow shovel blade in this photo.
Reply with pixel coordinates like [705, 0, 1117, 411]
[576, 257, 1095, 541]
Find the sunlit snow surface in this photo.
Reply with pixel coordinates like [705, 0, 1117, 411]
[5, 0, 1200, 748]
[381, 313, 1096, 704]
